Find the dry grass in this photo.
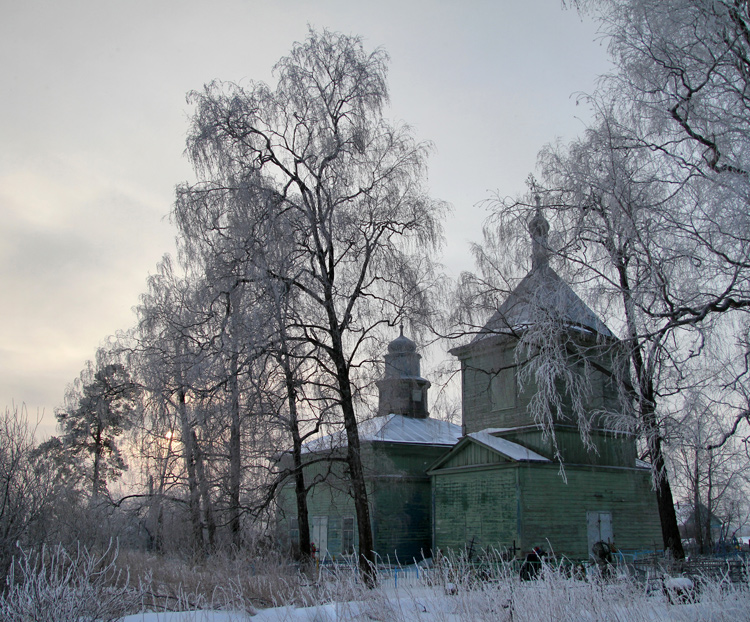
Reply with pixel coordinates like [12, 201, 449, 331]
[0, 543, 141, 622]
[115, 547, 329, 613]
[3, 544, 750, 621]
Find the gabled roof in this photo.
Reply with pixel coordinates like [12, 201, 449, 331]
[453, 207, 613, 358]
[428, 429, 550, 473]
[302, 414, 462, 453]
[467, 430, 550, 462]
[473, 264, 613, 344]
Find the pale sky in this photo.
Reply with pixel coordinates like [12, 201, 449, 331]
[0, 0, 610, 435]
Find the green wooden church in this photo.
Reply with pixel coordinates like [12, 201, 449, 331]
[279, 329, 462, 562]
[279, 210, 661, 562]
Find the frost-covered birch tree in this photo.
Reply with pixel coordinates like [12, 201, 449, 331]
[172, 154, 316, 558]
[133, 256, 218, 552]
[671, 389, 750, 554]
[175, 29, 445, 582]
[0, 406, 59, 582]
[590, 0, 750, 307]
[536, 118, 698, 558]
[546, 0, 750, 556]
[460, 112, 723, 557]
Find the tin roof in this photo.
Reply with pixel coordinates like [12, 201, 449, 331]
[466, 430, 550, 462]
[473, 264, 613, 343]
[302, 413, 462, 453]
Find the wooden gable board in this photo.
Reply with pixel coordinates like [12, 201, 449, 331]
[428, 432, 549, 473]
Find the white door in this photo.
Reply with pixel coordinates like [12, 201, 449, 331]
[311, 516, 328, 559]
[587, 511, 613, 555]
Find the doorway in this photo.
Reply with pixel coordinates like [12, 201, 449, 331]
[586, 510, 613, 557]
[311, 515, 328, 559]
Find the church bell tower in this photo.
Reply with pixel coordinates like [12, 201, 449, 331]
[376, 326, 431, 418]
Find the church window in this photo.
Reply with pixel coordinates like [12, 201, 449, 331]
[289, 517, 299, 545]
[491, 366, 517, 411]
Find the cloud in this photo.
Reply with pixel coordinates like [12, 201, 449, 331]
[0, 0, 609, 431]
[0, 155, 178, 419]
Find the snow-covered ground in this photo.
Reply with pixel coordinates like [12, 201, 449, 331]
[4, 545, 748, 621]
[122, 581, 750, 621]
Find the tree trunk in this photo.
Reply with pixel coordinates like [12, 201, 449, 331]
[91, 425, 103, 504]
[149, 428, 173, 552]
[648, 416, 685, 559]
[146, 475, 165, 552]
[693, 454, 704, 554]
[193, 428, 216, 551]
[706, 458, 715, 553]
[330, 345, 375, 586]
[228, 353, 242, 549]
[285, 362, 311, 561]
[652, 441, 685, 559]
[177, 387, 203, 551]
[620, 265, 684, 559]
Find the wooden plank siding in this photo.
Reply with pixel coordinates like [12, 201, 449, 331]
[461, 343, 537, 433]
[278, 441, 452, 560]
[371, 476, 432, 562]
[518, 464, 662, 558]
[369, 442, 450, 561]
[277, 457, 363, 559]
[432, 465, 519, 553]
[431, 462, 661, 559]
[500, 427, 637, 467]
[459, 336, 623, 436]
[437, 441, 510, 470]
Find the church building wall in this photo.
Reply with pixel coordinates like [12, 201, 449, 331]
[459, 339, 536, 433]
[371, 475, 432, 562]
[518, 465, 662, 558]
[500, 427, 637, 468]
[277, 454, 362, 560]
[369, 442, 450, 561]
[432, 465, 519, 553]
[430, 461, 661, 559]
[278, 440, 452, 561]
[459, 336, 623, 436]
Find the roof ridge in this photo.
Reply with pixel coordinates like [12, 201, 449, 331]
[471, 264, 613, 343]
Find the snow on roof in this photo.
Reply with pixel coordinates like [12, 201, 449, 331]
[367, 414, 462, 445]
[467, 430, 550, 462]
[302, 414, 462, 453]
[470, 265, 614, 344]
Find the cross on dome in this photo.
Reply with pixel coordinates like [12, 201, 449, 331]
[529, 195, 550, 271]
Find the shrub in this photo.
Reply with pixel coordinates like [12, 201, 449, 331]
[0, 543, 141, 622]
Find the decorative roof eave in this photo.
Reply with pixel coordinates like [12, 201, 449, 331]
[427, 429, 550, 473]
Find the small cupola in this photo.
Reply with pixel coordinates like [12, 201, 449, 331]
[377, 326, 431, 418]
[529, 195, 550, 272]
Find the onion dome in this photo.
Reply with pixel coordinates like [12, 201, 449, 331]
[388, 324, 417, 353]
